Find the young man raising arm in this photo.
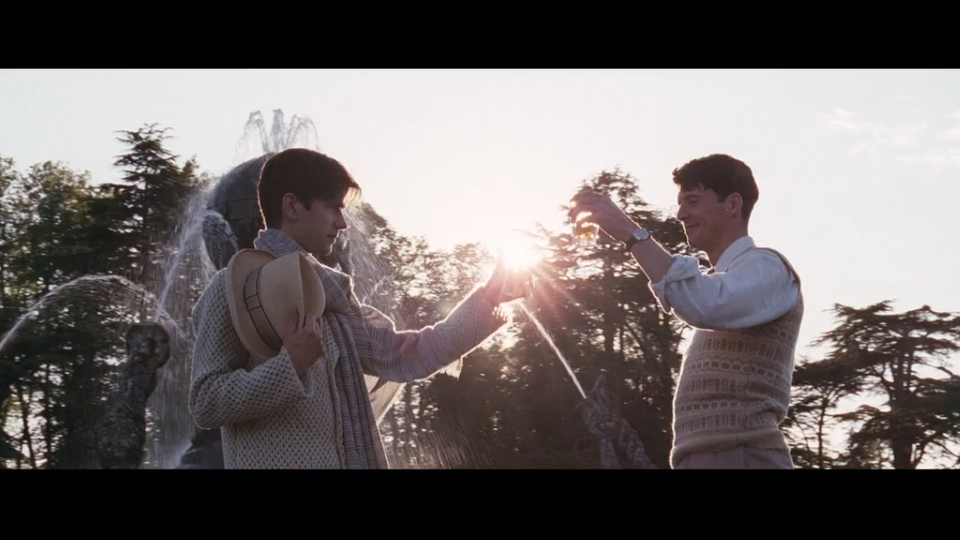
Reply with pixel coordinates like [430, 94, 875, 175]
[570, 154, 803, 469]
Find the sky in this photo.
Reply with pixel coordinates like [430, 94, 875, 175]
[1, 68, 957, 364]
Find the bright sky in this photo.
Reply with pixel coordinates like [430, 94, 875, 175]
[1, 69, 957, 364]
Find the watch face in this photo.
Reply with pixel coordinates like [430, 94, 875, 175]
[634, 229, 649, 240]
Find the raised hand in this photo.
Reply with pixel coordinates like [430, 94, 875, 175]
[483, 250, 533, 305]
[569, 191, 638, 243]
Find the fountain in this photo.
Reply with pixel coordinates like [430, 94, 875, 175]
[0, 272, 189, 469]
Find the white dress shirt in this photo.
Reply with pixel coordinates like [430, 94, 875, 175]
[648, 236, 799, 331]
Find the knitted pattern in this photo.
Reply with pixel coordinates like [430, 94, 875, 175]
[669, 247, 804, 468]
[189, 228, 510, 468]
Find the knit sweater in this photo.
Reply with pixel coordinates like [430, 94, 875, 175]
[188, 229, 510, 469]
[668, 247, 803, 468]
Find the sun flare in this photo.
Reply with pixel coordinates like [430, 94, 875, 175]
[499, 238, 540, 272]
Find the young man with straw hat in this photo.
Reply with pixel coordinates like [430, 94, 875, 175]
[189, 148, 517, 469]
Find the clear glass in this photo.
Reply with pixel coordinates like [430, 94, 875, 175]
[569, 197, 598, 246]
[574, 220, 599, 246]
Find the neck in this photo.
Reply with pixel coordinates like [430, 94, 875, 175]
[263, 226, 339, 269]
[277, 224, 300, 244]
[705, 226, 749, 266]
[273, 225, 316, 256]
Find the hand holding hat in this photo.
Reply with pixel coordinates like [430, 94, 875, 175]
[279, 307, 325, 376]
[225, 249, 328, 374]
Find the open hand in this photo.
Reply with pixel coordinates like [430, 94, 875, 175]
[280, 308, 326, 375]
[483, 251, 531, 305]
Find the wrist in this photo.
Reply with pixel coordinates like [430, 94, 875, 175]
[477, 284, 499, 307]
[616, 222, 640, 243]
[623, 225, 652, 251]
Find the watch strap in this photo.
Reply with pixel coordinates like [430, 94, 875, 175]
[624, 228, 648, 251]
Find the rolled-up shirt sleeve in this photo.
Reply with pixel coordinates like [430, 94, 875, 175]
[648, 250, 799, 331]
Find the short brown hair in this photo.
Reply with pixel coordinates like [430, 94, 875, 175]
[257, 148, 361, 228]
[672, 153, 759, 221]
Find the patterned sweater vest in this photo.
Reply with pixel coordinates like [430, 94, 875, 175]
[669, 247, 803, 468]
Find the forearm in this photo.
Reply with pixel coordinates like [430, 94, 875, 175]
[627, 236, 679, 284]
[362, 285, 509, 382]
[428, 284, 510, 357]
[603, 218, 676, 284]
[190, 347, 311, 429]
[188, 274, 311, 429]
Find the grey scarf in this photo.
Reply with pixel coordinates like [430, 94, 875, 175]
[253, 228, 388, 469]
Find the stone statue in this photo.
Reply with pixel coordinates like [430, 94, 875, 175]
[94, 322, 171, 469]
[580, 374, 657, 469]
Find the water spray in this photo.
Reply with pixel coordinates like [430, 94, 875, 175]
[495, 236, 588, 400]
[494, 234, 656, 468]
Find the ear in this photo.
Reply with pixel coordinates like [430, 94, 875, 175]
[281, 193, 299, 221]
[726, 193, 742, 216]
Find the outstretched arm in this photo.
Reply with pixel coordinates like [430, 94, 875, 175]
[648, 249, 799, 330]
[188, 271, 313, 430]
[358, 284, 510, 382]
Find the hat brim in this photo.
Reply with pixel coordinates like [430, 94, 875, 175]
[225, 249, 280, 363]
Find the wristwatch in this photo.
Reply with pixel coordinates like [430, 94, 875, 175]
[624, 227, 650, 251]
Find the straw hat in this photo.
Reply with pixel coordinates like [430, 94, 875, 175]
[224, 249, 326, 363]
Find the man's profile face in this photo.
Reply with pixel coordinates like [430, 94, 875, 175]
[675, 186, 726, 250]
[296, 194, 348, 256]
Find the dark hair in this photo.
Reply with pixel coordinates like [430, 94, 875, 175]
[257, 148, 361, 228]
[672, 154, 759, 221]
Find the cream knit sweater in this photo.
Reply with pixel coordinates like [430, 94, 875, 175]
[669, 248, 803, 467]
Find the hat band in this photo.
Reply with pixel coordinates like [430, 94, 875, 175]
[243, 265, 282, 352]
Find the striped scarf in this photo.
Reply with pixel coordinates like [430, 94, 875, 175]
[254, 228, 388, 469]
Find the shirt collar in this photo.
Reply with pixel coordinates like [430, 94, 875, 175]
[712, 235, 755, 273]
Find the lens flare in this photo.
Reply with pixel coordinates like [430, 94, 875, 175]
[500, 237, 539, 272]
